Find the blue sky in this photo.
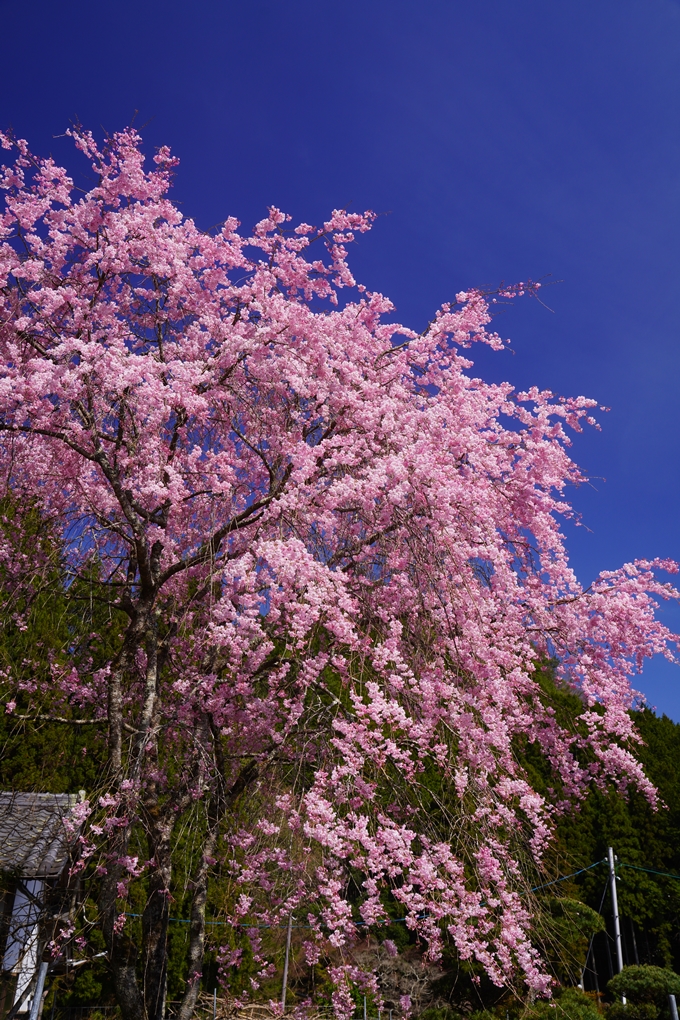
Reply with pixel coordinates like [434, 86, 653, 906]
[2, 0, 680, 715]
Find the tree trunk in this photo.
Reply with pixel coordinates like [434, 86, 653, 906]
[176, 828, 218, 1020]
[142, 820, 174, 1020]
[99, 844, 145, 1020]
[100, 609, 158, 1020]
[177, 718, 243, 1020]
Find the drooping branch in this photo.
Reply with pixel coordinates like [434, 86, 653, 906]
[0, 708, 137, 732]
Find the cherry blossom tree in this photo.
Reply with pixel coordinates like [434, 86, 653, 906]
[0, 127, 677, 1020]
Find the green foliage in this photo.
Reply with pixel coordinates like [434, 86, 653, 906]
[529, 987, 603, 1020]
[545, 708, 680, 972]
[469, 988, 602, 1020]
[512, 667, 680, 976]
[0, 503, 127, 794]
[66, 964, 104, 1005]
[606, 1004, 658, 1020]
[607, 966, 680, 1006]
[418, 1007, 464, 1020]
[536, 898, 606, 986]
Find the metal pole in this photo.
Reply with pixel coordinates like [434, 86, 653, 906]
[607, 847, 626, 1004]
[363, 997, 367, 1020]
[580, 933, 595, 990]
[630, 919, 640, 966]
[669, 995, 679, 1020]
[281, 915, 294, 1011]
[213, 988, 217, 1020]
[28, 962, 48, 1020]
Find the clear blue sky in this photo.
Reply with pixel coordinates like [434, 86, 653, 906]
[2, 0, 680, 715]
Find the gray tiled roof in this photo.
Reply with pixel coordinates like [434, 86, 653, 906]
[0, 793, 80, 878]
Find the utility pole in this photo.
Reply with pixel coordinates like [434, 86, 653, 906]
[607, 847, 626, 1005]
[281, 915, 294, 1012]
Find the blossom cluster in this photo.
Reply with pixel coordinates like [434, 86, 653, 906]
[0, 127, 677, 1007]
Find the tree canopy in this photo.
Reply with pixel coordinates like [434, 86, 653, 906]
[0, 127, 679, 1020]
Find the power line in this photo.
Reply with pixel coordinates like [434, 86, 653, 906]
[619, 862, 680, 882]
[123, 858, 610, 928]
[530, 858, 606, 892]
[120, 856, 680, 930]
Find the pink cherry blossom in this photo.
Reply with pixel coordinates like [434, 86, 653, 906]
[0, 126, 677, 1018]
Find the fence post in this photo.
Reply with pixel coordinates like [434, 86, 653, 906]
[28, 962, 49, 1020]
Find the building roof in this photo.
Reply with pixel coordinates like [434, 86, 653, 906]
[0, 792, 81, 878]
